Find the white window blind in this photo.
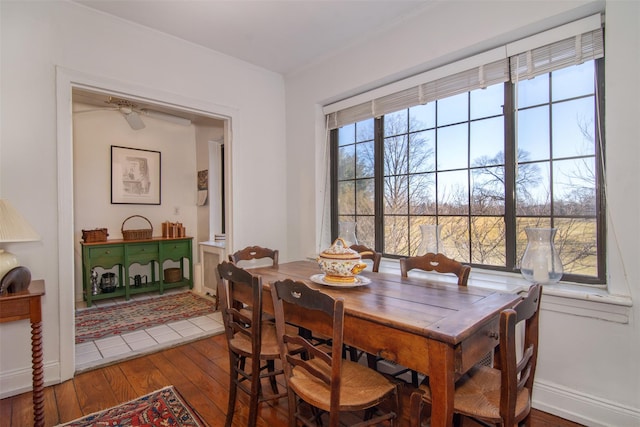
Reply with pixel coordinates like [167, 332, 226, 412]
[325, 13, 603, 131]
[510, 28, 604, 81]
[326, 58, 508, 130]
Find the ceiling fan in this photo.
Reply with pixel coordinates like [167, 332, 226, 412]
[73, 96, 191, 130]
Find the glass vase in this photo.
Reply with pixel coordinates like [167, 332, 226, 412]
[338, 221, 358, 247]
[520, 227, 563, 284]
[418, 224, 443, 255]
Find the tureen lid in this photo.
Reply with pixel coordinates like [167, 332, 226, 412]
[319, 238, 361, 260]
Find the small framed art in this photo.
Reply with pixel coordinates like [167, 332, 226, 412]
[111, 146, 161, 205]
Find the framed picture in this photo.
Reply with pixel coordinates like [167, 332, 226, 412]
[111, 146, 161, 205]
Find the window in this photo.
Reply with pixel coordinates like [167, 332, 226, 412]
[330, 24, 604, 284]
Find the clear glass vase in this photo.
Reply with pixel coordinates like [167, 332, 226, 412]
[338, 221, 358, 247]
[417, 224, 443, 255]
[520, 227, 563, 284]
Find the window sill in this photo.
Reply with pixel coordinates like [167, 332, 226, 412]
[377, 258, 632, 324]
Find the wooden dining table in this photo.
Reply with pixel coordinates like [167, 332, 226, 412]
[249, 260, 522, 427]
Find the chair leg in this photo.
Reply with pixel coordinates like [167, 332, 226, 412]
[409, 389, 425, 427]
[225, 352, 240, 427]
[366, 353, 378, 369]
[248, 355, 262, 427]
[266, 359, 279, 394]
[411, 370, 419, 388]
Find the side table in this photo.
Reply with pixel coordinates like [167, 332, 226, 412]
[0, 280, 45, 427]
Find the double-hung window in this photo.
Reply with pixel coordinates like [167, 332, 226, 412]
[328, 17, 604, 284]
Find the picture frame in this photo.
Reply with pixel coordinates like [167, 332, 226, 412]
[111, 146, 161, 205]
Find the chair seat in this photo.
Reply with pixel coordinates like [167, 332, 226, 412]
[230, 321, 297, 358]
[290, 357, 396, 412]
[420, 365, 531, 423]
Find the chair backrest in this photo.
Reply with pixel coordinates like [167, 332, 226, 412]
[350, 244, 382, 272]
[271, 279, 345, 427]
[400, 252, 471, 286]
[228, 245, 279, 268]
[216, 261, 263, 359]
[497, 283, 541, 426]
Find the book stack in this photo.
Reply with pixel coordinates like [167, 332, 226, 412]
[162, 221, 186, 238]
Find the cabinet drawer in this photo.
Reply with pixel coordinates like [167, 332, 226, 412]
[88, 246, 124, 259]
[163, 241, 190, 259]
[127, 243, 159, 256]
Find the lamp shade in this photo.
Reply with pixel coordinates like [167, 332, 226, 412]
[0, 199, 40, 242]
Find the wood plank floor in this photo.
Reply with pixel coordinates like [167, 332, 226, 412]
[0, 334, 584, 427]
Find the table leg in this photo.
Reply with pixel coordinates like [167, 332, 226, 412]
[427, 340, 455, 427]
[31, 320, 44, 427]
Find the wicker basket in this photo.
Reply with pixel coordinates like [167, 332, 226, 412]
[82, 228, 108, 243]
[121, 215, 153, 240]
[164, 268, 181, 283]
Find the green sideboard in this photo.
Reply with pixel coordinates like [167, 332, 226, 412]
[81, 237, 193, 307]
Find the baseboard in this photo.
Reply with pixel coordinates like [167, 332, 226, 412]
[534, 379, 640, 426]
[0, 361, 60, 399]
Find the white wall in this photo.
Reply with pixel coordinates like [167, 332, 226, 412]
[285, 0, 639, 425]
[0, 0, 287, 397]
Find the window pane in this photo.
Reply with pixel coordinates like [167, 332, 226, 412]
[337, 181, 355, 215]
[338, 145, 355, 180]
[409, 173, 436, 214]
[384, 110, 408, 136]
[356, 118, 375, 142]
[384, 135, 408, 175]
[470, 116, 504, 167]
[438, 92, 468, 126]
[355, 141, 375, 178]
[518, 106, 549, 161]
[440, 216, 469, 262]
[355, 178, 375, 215]
[471, 84, 504, 120]
[470, 216, 505, 266]
[471, 167, 505, 215]
[552, 61, 594, 101]
[516, 161, 550, 215]
[384, 215, 408, 256]
[554, 218, 597, 276]
[338, 123, 355, 146]
[384, 175, 408, 215]
[410, 103, 435, 130]
[409, 130, 435, 173]
[517, 73, 549, 108]
[437, 170, 469, 214]
[355, 216, 375, 249]
[552, 98, 596, 158]
[437, 124, 468, 170]
[553, 158, 596, 216]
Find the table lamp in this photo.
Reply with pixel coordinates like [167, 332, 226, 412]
[0, 199, 40, 280]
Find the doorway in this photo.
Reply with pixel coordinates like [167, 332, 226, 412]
[57, 66, 235, 381]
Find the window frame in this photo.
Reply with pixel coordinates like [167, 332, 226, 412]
[330, 57, 605, 285]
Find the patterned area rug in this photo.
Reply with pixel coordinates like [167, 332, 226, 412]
[56, 385, 207, 426]
[76, 292, 217, 344]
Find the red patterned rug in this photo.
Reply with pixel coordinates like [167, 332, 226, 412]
[76, 292, 217, 344]
[56, 385, 208, 426]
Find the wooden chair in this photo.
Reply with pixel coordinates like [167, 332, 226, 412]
[229, 245, 279, 267]
[350, 244, 382, 272]
[271, 278, 399, 427]
[216, 261, 287, 427]
[400, 252, 471, 287]
[410, 284, 542, 427]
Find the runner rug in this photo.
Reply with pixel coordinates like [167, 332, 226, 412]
[56, 385, 207, 427]
[75, 291, 217, 344]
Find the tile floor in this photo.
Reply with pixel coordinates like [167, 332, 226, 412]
[75, 290, 224, 372]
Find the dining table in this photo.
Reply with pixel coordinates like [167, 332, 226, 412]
[248, 260, 522, 427]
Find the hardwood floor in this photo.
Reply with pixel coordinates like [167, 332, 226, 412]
[0, 334, 584, 427]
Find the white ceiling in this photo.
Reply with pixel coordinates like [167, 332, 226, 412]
[72, 0, 432, 75]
